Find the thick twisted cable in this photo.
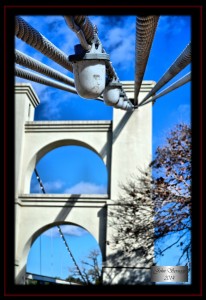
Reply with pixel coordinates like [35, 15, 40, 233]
[15, 66, 77, 94]
[64, 15, 94, 49]
[73, 15, 94, 44]
[64, 15, 132, 106]
[15, 50, 75, 87]
[15, 16, 73, 73]
[134, 16, 159, 105]
[64, 16, 91, 50]
[140, 42, 191, 105]
[65, 16, 119, 82]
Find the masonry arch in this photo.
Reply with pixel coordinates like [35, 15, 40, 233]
[35, 139, 102, 163]
[16, 202, 106, 283]
[23, 137, 111, 194]
[30, 143, 108, 195]
[25, 222, 103, 282]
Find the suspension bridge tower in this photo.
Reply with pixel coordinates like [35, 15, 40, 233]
[14, 80, 155, 285]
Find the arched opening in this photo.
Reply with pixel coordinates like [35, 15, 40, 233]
[26, 223, 103, 285]
[30, 145, 108, 195]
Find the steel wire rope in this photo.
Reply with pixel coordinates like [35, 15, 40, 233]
[15, 16, 73, 73]
[134, 16, 160, 105]
[64, 15, 133, 108]
[15, 66, 77, 94]
[139, 42, 191, 107]
[138, 72, 191, 107]
[34, 168, 87, 284]
[50, 227, 54, 278]
[15, 49, 75, 87]
[15, 65, 104, 102]
[15, 17, 105, 102]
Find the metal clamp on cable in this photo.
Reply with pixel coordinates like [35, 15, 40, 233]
[64, 16, 92, 51]
[103, 78, 134, 111]
[69, 37, 110, 99]
[114, 91, 134, 111]
[103, 79, 122, 106]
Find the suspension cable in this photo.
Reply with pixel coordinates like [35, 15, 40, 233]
[57, 225, 87, 284]
[139, 42, 191, 106]
[15, 65, 103, 102]
[64, 15, 132, 105]
[73, 16, 94, 44]
[15, 16, 73, 73]
[138, 72, 191, 107]
[68, 15, 118, 80]
[40, 235, 42, 275]
[15, 50, 75, 87]
[15, 15, 128, 106]
[34, 168, 87, 284]
[64, 16, 92, 51]
[15, 66, 77, 94]
[134, 16, 159, 106]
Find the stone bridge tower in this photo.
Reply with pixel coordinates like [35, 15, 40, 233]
[15, 81, 154, 284]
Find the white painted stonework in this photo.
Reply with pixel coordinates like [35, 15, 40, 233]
[15, 81, 154, 284]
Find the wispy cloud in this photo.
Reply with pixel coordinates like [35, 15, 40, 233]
[64, 181, 107, 194]
[42, 225, 88, 237]
[15, 16, 78, 74]
[15, 74, 78, 120]
[31, 178, 107, 194]
[16, 15, 79, 55]
[169, 103, 191, 126]
[31, 179, 65, 193]
[15, 15, 136, 120]
[90, 16, 135, 74]
[101, 17, 135, 73]
[35, 88, 74, 119]
[176, 104, 190, 123]
[14, 15, 83, 120]
[157, 16, 191, 36]
[152, 102, 191, 155]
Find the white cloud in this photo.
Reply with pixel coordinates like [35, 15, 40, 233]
[31, 179, 107, 194]
[15, 15, 77, 79]
[64, 181, 107, 194]
[157, 16, 190, 36]
[43, 225, 88, 237]
[176, 104, 191, 124]
[15, 15, 79, 120]
[177, 104, 190, 115]
[102, 19, 135, 72]
[15, 15, 136, 119]
[167, 103, 191, 127]
[90, 16, 104, 31]
[31, 179, 65, 193]
[44, 180, 65, 191]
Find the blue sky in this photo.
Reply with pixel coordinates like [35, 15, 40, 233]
[15, 15, 191, 283]
[27, 225, 101, 281]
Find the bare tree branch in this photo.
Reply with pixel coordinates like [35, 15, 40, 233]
[109, 123, 191, 266]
